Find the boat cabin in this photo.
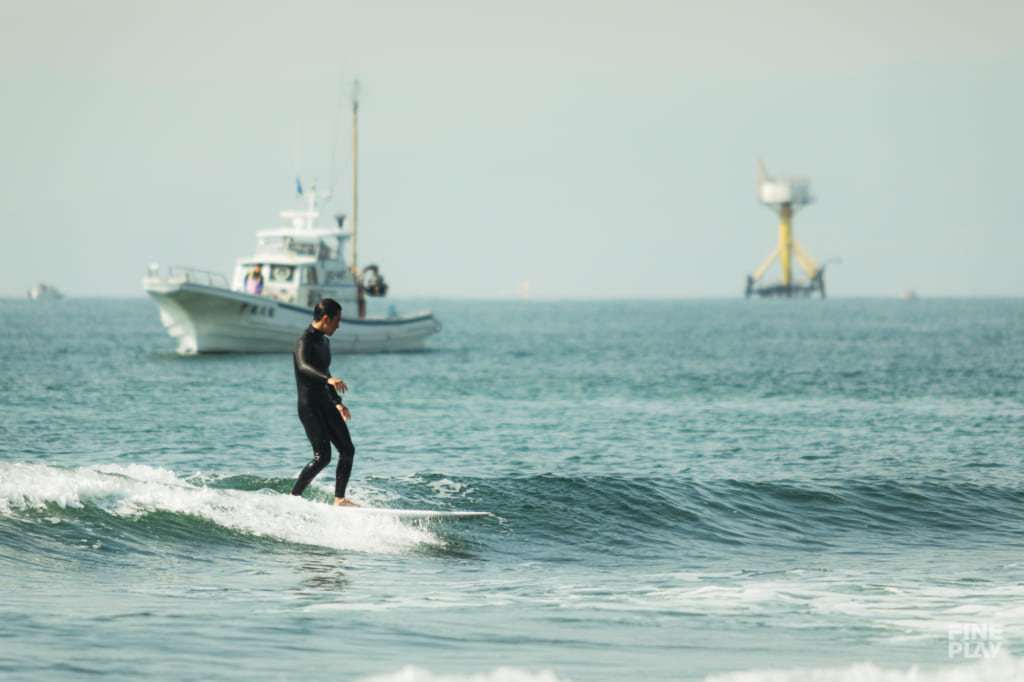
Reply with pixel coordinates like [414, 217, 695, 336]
[230, 209, 357, 310]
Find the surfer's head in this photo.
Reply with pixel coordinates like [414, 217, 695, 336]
[313, 298, 342, 335]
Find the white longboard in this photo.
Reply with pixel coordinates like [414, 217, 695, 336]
[337, 507, 489, 520]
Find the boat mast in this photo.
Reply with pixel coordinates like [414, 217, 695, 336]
[349, 80, 360, 279]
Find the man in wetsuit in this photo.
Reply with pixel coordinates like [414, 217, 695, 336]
[289, 298, 359, 506]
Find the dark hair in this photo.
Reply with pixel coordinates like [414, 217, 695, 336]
[313, 298, 342, 321]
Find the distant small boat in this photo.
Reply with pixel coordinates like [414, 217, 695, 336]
[902, 290, 918, 300]
[27, 283, 64, 300]
[142, 82, 440, 354]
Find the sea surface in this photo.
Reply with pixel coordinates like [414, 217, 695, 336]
[1, 297, 1023, 682]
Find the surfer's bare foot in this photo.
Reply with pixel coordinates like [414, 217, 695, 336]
[334, 497, 360, 507]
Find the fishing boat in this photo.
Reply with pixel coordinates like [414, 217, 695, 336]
[27, 283, 64, 300]
[142, 83, 440, 354]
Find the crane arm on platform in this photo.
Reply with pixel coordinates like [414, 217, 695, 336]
[750, 246, 780, 282]
[792, 240, 821, 278]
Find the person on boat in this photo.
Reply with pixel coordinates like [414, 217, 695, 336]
[244, 264, 264, 295]
[289, 298, 359, 507]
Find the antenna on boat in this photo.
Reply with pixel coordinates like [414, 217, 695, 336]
[294, 125, 302, 197]
[350, 79, 361, 278]
[326, 75, 348, 205]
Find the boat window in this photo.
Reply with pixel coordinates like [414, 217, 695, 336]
[304, 267, 318, 285]
[256, 237, 289, 255]
[270, 265, 295, 282]
[289, 241, 318, 257]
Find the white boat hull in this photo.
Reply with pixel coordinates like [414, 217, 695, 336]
[143, 278, 440, 354]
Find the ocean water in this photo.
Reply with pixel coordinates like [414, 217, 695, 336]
[1, 297, 1023, 682]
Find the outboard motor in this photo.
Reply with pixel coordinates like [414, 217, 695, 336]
[361, 265, 389, 297]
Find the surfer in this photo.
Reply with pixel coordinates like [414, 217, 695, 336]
[289, 298, 359, 507]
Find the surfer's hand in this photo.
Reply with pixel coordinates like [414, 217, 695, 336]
[338, 404, 351, 421]
[328, 377, 347, 393]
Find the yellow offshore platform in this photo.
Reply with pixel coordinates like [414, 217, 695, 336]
[745, 160, 825, 298]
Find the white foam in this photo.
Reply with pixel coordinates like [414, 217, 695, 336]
[642, 575, 1024, 644]
[428, 478, 475, 498]
[0, 462, 437, 554]
[357, 666, 569, 682]
[703, 654, 1024, 682]
[356, 659, 1024, 682]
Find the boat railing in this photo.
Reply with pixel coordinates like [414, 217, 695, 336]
[157, 266, 230, 288]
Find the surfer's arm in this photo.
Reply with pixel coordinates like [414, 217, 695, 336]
[294, 336, 331, 384]
[327, 379, 347, 407]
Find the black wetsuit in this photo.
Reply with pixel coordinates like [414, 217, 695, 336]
[290, 325, 355, 499]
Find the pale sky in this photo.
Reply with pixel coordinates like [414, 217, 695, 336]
[2, 0, 1022, 298]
